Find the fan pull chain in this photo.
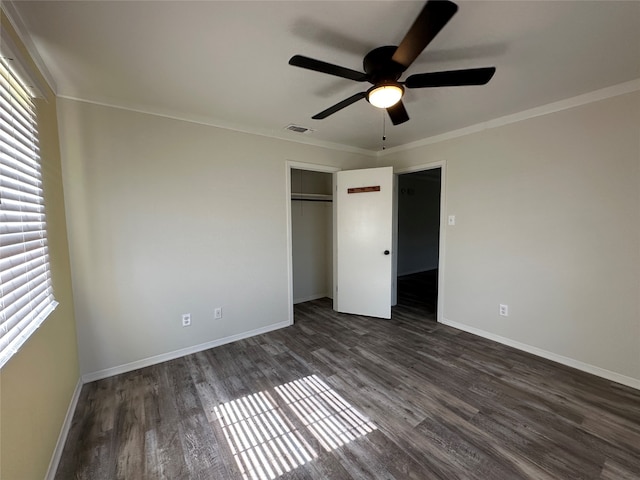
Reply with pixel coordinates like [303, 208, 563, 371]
[382, 111, 386, 150]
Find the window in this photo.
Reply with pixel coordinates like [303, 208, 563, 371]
[0, 55, 57, 369]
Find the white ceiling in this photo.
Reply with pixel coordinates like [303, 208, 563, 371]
[7, 0, 640, 152]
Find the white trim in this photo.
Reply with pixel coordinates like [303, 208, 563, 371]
[2, 2, 636, 160]
[0, 302, 59, 370]
[395, 160, 447, 324]
[57, 95, 376, 157]
[285, 162, 294, 327]
[391, 174, 398, 306]
[293, 293, 330, 305]
[287, 161, 342, 174]
[1, 1, 57, 93]
[57, 79, 640, 159]
[82, 321, 290, 383]
[440, 317, 640, 391]
[395, 162, 445, 175]
[0, 24, 46, 98]
[379, 78, 640, 157]
[286, 161, 341, 327]
[45, 378, 83, 480]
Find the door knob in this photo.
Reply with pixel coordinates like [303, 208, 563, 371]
[384, 250, 390, 255]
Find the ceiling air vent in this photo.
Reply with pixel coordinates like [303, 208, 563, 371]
[285, 124, 314, 134]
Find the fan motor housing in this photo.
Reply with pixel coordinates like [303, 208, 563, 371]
[363, 46, 404, 84]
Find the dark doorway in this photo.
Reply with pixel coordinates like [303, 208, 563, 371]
[394, 168, 441, 320]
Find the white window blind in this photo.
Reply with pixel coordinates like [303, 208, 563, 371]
[0, 56, 57, 369]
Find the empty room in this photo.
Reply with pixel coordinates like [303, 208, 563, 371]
[1, 1, 639, 479]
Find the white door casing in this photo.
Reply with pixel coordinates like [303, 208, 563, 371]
[334, 166, 393, 319]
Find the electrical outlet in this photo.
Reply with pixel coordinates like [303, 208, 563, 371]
[499, 304, 508, 317]
[214, 307, 222, 319]
[182, 313, 191, 327]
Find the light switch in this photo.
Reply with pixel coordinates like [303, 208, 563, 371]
[448, 215, 456, 226]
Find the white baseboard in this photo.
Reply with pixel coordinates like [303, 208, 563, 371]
[45, 378, 83, 480]
[440, 318, 640, 391]
[293, 293, 330, 304]
[43, 316, 639, 480]
[82, 320, 291, 383]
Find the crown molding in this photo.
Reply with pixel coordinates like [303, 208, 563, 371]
[1, 1, 57, 94]
[379, 78, 640, 157]
[57, 94, 377, 158]
[58, 76, 640, 160]
[7, 0, 637, 163]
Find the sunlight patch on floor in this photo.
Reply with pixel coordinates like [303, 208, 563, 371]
[214, 375, 376, 480]
[214, 390, 316, 480]
[275, 375, 377, 452]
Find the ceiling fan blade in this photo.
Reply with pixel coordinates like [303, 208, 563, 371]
[392, 0, 458, 70]
[312, 92, 367, 119]
[289, 55, 367, 82]
[387, 100, 410, 125]
[405, 67, 496, 88]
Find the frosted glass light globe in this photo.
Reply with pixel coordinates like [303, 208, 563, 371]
[368, 85, 403, 108]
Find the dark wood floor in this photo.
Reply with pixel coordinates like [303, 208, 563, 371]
[56, 298, 640, 479]
[397, 269, 438, 316]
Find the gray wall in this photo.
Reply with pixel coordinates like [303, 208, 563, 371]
[397, 170, 441, 276]
[291, 169, 332, 303]
[57, 88, 640, 388]
[57, 99, 370, 377]
[383, 90, 640, 386]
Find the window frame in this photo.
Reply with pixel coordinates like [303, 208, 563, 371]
[0, 39, 58, 370]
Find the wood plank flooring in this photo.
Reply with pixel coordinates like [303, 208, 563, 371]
[397, 269, 438, 315]
[55, 298, 640, 479]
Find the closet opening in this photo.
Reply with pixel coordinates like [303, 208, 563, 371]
[289, 167, 334, 311]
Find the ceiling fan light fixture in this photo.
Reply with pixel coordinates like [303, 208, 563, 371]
[368, 83, 404, 109]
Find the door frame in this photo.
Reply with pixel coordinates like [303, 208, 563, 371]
[286, 159, 446, 325]
[393, 160, 446, 323]
[286, 161, 340, 326]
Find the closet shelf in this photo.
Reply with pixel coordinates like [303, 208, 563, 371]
[291, 193, 333, 202]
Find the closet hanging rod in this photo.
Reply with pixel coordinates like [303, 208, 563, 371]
[291, 193, 332, 202]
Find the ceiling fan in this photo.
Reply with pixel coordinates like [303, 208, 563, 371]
[288, 0, 496, 125]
